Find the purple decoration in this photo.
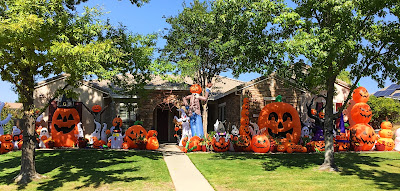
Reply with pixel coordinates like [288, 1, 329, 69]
[312, 125, 324, 141]
[339, 113, 345, 133]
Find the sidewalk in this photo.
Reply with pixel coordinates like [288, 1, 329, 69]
[159, 143, 214, 191]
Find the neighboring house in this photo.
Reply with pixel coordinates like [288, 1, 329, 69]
[373, 84, 400, 99]
[33, 73, 350, 142]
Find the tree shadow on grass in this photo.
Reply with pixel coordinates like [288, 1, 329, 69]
[0, 149, 164, 190]
[208, 152, 400, 190]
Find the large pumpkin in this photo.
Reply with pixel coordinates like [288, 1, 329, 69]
[51, 108, 80, 147]
[251, 135, 270, 153]
[350, 103, 372, 124]
[380, 121, 393, 129]
[350, 123, 377, 151]
[146, 137, 159, 150]
[258, 102, 301, 144]
[212, 136, 230, 152]
[352, 87, 370, 103]
[190, 84, 202, 94]
[125, 125, 147, 149]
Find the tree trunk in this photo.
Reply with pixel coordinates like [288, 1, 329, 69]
[202, 103, 208, 137]
[319, 76, 339, 172]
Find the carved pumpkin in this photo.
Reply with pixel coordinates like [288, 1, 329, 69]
[241, 109, 250, 118]
[380, 121, 393, 129]
[112, 117, 123, 128]
[313, 141, 326, 151]
[300, 146, 308, 153]
[350, 123, 377, 151]
[319, 112, 325, 119]
[240, 117, 250, 126]
[122, 142, 129, 150]
[146, 137, 159, 150]
[277, 144, 286, 152]
[350, 103, 372, 124]
[51, 107, 80, 147]
[190, 84, 202, 94]
[377, 138, 394, 151]
[125, 125, 147, 149]
[93, 139, 104, 149]
[258, 102, 301, 144]
[352, 87, 370, 103]
[234, 134, 252, 152]
[242, 102, 250, 110]
[379, 129, 393, 138]
[251, 135, 270, 153]
[0, 142, 13, 154]
[212, 136, 230, 152]
[311, 109, 317, 115]
[92, 105, 102, 113]
[146, 130, 158, 139]
[243, 97, 250, 105]
[286, 145, 296, 153]
[0, 134, 12, 143]
[188, 136, 202, 152]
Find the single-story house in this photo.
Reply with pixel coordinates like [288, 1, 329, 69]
[33, 73, 350, 142]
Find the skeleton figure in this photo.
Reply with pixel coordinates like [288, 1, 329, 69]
[174, 109, 192, 146]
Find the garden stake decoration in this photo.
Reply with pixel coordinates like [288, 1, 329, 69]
[51, 95, 80, 147]
[0, 101, 13, 136]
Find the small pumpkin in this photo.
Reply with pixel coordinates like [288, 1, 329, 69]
[277, 144, 286, 152]
[251, 135, 270, 153]
[112, 117, 123, 128]
[212, 136, 230, 152]
[92, 105, 102, 113]
[122, 142, 130, 150]
[286, 145, 295, 153]
[190, 84, 202, 94]
[311, 109, 317, 115]
[240, 117, 250, 126]
[377, 138, 395, 151]
[319, 112, 325, 119]
[188, 136, 202, 152]
[352, 87, 370, 103]
[243, 97, 250, 105]
[241, 109, 250, 118]
[380, 121, 393, 129]
[0, 142, 13, 154]
[146, 137, 159, 150]
[0, 134, 12, 143]
[350, 123, 377, 151]
[181, 137, 188, 147]
[146, 130, 158, 139]
[379, 129, 393, 138]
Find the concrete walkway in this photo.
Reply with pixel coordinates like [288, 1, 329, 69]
[159, 143, 214, 191]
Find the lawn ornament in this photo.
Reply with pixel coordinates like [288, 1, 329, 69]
[146, 130, 158, 139]
[101, 123, 108, 143]
[0, 101, 12, 136]
[251, 135, 270, 153]
[174, 109, 192, 146]
[214, 119, 226, 135]
[352, 87, 370, 103]
[124, 125, 147, 149]
[211, 134, 230, 152]
[146, 136, 159, 150]
[350, 123, 377, 151]
[90, 120, 102, 144]
[184, 136, 202, 152]
[77, 122, 84, 138]
[394, 128, 400, 151]
[51, 96, 80, 147]
[111, 116, 123, 132]
[381, 121, 393, 129]
[350, 103, 372, 124]
[38, 127, 50, 148]
[12, 126, 22, 150]
[249, 121, 261, 136]
[240, 97, 251, 137]
[92, 105, 102, 113]
[277, 144, 286, 152]
[183, 84, 212, 137]
[108, 129, 125, 149]
[377, 121, 395, 151]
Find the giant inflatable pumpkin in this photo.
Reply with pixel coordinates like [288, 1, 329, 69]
[51, 96, 80, 147]
[352, 87, 370, 103]
[350, 123, 377, 151]
[125, 125, 147, 149]
[258, 101, 301, 144]
[350, 103, 372, 124]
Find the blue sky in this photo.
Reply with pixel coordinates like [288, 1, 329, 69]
[0, 0, 394, 102]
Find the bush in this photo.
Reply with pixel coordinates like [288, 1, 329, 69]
[368, 95, 400, 128]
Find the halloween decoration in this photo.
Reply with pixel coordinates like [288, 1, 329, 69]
[352, 87, 370, 103]
[381, 121, 393, 129]
[38, 127, 50, 148]
[112, 116, 123, 129]
[183, 83, 212, 137]
[77, 137, 88, 148]
[90, 120, 102, 144]
[233, 134, 252, 152]
[181, 137, 188, 147]
[0, 101, 12, 136]
[377, 138, 395, 151]
[240, 97, 251, 137]
[125, 125, 147, 149]
[258, 98, 301, 144]
[77, 122, 84, 139]
[350, 103, 372, 124]
[146, 137, 159, 150]
[0, 141, 13, 154]
[51, 96, 80, 147]
[91, 105, 102, 113]
[251, 135, 270, 153]
[377, 121, 395, 151]
[122, 142, 129, 150]
[350, 123, 377, 151]
[11, 126, 22, 150]
[212, 134, 230, 152]
[379, 129, 393, 138]
[174, 109, 192, 146]
[312, 141, 326, 152]
[185, 136, 202, 152]
[100, 123, 108, 143]
[214, 119, 226, 135]
[146, 130, 158, 139]
[108, 128, 125, 149]
[394, 128, 400, 151]
[277, 144, 286, 152]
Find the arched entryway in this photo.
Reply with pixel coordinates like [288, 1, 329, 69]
[153, 103, 179, 143]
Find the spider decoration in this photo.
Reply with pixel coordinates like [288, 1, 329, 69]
[156, 90, 180, 112]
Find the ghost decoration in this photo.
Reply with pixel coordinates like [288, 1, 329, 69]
[231, 125, 239, 136]
[12, 126, 22, 150]
[90, 120, 102, 144]
[0, 101, 13, 136]
[101, 123, 107, 143]
[39, 127, 50, 148]
[77, 122, 84, 139]
[174, 109, 192, 146]
[108, 129, 125, 149]
[395, 128, 400, 151]
[249, 121, 260, 136]
[301, 126, 310, 138]
[214, 119, 226, 135]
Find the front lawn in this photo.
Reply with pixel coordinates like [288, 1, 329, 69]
[0, 150, 173, 191]
[187, 152, 400, 191]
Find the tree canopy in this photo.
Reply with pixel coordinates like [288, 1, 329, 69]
[368, 95, 400, 128]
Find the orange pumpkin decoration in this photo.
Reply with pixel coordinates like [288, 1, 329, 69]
[243, 97, 250, 105]
[92, 105, 102, 113]
[181, 137, 188, 147]
[251, 135, 270, 153]
[350, 103, 372, 124]
[112, 117, 123, 128]
[311, 109, 317, 115]
[380, 121, 393, 129]
[190, 84, 202, 94]
[93, 140, 104, 149]
[51, 107, 80, 147]
[241, 109, 250, 117]
[146, 137, 159, 150]
[125, 125, 147, 149]
[146, 130, 158, 139]
[277, 144, 286, 152]
[122, 142, 129, 150]
[350, 123, 377, 151]
[188, 136, 202, 152]
[352, 87, 370, 103]
[313, 141, 326, 151]
[234, 134, 252, 152]
[0, 134, 12, 143]
[106, 129, 111, 135]
[212, 136, 230, 152]
[379, 129, 393, 138]
[377, 138, 394, 151]
[0, 142, 13, 154]
[319, 112, 325, 119]
[286, 145, 295, 153]
[300, 146, 308, 153]
[258, 102, 301, 144]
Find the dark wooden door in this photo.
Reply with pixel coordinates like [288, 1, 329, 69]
[157, 109, 169, 142]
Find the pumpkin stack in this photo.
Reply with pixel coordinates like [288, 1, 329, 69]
[349, 87, 377, 151]
[377, 121, 395, 151]
[237, 97, 252, 152]
[0, 134, 14, 154]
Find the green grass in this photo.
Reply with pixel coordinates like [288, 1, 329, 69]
[0, 150, 173, 191]
[187, 152, 400, 191]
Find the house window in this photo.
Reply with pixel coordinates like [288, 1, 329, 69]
[118, 102, 137, 129]
[218, 102, 226, 121]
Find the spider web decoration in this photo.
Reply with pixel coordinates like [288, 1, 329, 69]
[156, 90, 179, 111]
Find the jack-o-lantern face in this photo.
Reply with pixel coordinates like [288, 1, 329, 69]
[239, 125, 250, 136]
[240, 117, 249, 126]
[313, 141, 326, 151]
[319, 112, 325, 119]
[93, 140, 104, 149]
[379, 129, 393, 138]
[351, 103, 372, 124]
[51, 108, 80, 147]
[0, 134, 12, 143]
[243, 97, 250, 105]
[233, 134, 252, 152]
[112, 117, 123, 128]
[350, 123, 376, 151]
[212, 136, 230, 152]
[277, 144, 286, 152]
[122, 142, 129, 149]
[146, 130, 158, 139]
[0, 142, 14, 154]
[190, 84, 202, 94]
[242, 103, 250, 110]
[378, 138, 395, 151]
[146, 137, 159, 150]
[125, 125, 147, 149]
[258, 102, 301, 144]
[92, 105, 102, 113]
[380, 121, 393, 129]
[251, 135, 270, 153]
[353, 87, 370, 103]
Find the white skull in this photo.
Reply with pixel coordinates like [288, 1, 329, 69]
[231, 125, 239, 136]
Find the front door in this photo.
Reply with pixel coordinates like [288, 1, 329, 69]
[157, 109, 170, 142]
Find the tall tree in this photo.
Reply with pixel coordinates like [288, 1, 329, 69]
[213, 0, 400, 171]
[0, 0, 153, 184]
[159, 0, 229, 135]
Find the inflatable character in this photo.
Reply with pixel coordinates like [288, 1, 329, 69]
[0, 101, 12, 136]
[39, 127, 50, 148]
[183, 83, 212, 137]
[90, 120, 102, 144]
[101, 123, 108, 143]
[108, 129, 125, 149]
[12, 126, 22, 150]
[77, 122, 84, 139]
[174, 109, 192, 146]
